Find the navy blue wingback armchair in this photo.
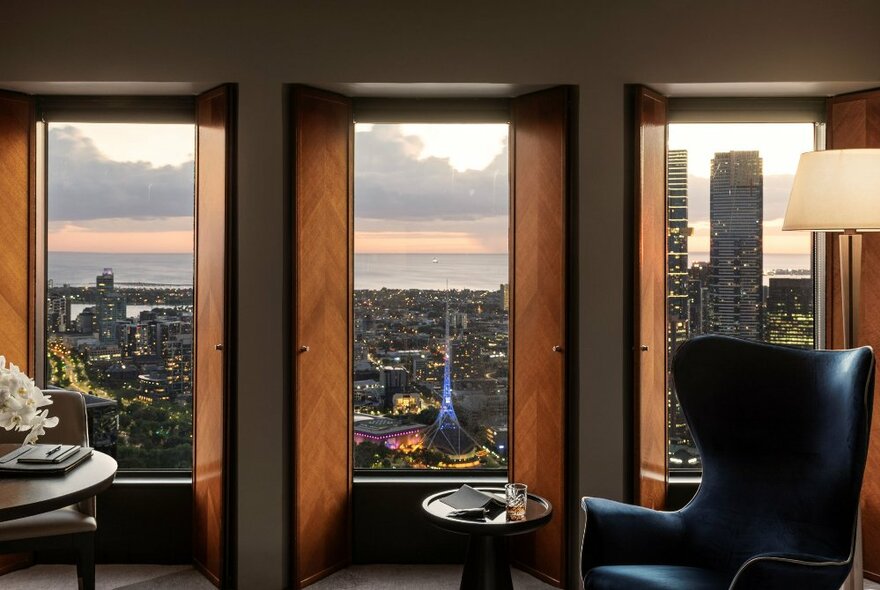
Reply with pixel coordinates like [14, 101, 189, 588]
[581, 335, 875, 589]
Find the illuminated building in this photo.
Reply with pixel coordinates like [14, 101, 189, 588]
[766, 278, 814, 349]
[353, 417, 424, 450]
[96, 270, 127, 343]
[393, 393, 420, 414]
[667, 149, 690, 448]
[708, 150, 764, 340]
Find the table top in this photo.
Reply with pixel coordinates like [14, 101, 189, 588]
[0, 444, 117, 522]
[422, 487, 552, 537]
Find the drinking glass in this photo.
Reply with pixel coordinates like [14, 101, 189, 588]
[505, 483, 528, 521]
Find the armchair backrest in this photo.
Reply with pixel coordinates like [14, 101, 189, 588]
[0, 389, 89, 447]
[672, 335, 874, 575]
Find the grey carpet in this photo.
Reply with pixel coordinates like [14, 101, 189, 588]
[1, 564, 877, 589]
[0, 565, 215, 590]
[308, 564, 556, 589]
[114, 568, 216, 589]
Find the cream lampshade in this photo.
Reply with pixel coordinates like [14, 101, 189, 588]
[783, 148, 880, 347]
[783, 149, 880, 232]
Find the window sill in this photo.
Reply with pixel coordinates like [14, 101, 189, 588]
[112, 472, 192, 486]
[354, 473, 507, 485]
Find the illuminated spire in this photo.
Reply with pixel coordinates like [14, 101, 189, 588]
[423, 288, 476, 459]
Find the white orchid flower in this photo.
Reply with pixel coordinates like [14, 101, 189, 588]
[23, 410, 59, 445]
[0, 356, 59, 442]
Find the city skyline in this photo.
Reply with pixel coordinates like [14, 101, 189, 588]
[669, 123, 814, 256]
[666, 143, 815, 468]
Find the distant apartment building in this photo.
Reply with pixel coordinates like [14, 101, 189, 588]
[766, 278, 814, 349]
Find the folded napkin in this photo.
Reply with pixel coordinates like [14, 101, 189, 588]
[439, 485, 503, 510]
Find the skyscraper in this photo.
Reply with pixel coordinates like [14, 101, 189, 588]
[667, 149, 689, 329]
[766, 278, 814, 349]
[96, 269, 127, 343]
[666, 150, 690, 449]
[708, 151, 763, 340]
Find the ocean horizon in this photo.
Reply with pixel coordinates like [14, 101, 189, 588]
[48, 251, 811, 291]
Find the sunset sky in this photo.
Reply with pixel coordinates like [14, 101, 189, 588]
[668, 122, 816, 257]
[48, 122, 195, 253]
[48, 121, 813, 258]
[354, 123, 509, 254]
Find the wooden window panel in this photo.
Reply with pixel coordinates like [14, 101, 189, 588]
[825, 88, 880, 582]
[0, 89, 36, 577]
[291, 85, 353, 589]
[193, 84, 235, 588]
[510, 86, 571, 588]
[633, 86, 668, 510]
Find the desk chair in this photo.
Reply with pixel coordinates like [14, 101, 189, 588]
[0, 390, 97, 589]
[581, 335, 875, 589]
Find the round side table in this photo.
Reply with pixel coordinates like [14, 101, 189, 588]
[422, 487, 552, 590]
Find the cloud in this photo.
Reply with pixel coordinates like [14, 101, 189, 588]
[354, 125, 508, 222]
[48, 126, 194, 222]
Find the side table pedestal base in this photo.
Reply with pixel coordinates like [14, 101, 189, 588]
[460, 534, 513, 590]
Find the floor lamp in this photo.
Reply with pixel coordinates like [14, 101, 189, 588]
[783, 148, 880, 589]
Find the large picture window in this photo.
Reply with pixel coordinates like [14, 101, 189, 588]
[665, 122, 818, 471]
[352, 122, 509, 470]
[45, 120, 195, 469]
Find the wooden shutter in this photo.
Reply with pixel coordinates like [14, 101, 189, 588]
[826, 88, 880, 582]
[633, 86, 668, 510]
[510, 86, 570, 588]
[291, 86, 352, 588]
[0, 91, 36, 375]
[193, 84, 235, 588]
[0, 90, 35, 577]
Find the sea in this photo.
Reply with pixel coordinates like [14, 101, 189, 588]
[354, 254, 508, 291]
[48, 252, 194, 288]
[47, 251, 812, 293]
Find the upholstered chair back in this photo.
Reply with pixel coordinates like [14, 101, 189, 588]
[672, 335, 874, 578]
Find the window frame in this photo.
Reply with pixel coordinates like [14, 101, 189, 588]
[36, 96, 197, 477]
[665, 98, 827, 479]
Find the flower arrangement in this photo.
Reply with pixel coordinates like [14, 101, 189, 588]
[0, 356, 59, 444]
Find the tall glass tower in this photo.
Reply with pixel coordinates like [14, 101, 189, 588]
[667, 150, 690, 453]
[708, 151, 763, 340]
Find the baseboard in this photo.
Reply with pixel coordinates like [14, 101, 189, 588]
[299, 561, 348, 588]
[193, 558, 221, 588]
[512, 561, 564, 588]
[0, 553, 33, 576]
[866, 569, 880, 583]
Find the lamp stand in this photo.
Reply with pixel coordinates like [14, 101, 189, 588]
[839, 230, 862, 349]
[839, 230, 863, 590]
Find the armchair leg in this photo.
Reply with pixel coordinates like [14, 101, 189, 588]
[74, 532, 95, 590]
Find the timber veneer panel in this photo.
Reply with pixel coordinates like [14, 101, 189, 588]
[633, 86, 668, 511]
[0, 89, 35, 579]
[510, 86, 570, 588]
[194, 84, 235, 588]
[291, 86, 353, 588]
[0, 91, 35, 374]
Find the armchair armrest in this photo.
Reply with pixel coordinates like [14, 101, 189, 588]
[729, 552, 850, 590]
[581, 497, 686, 577]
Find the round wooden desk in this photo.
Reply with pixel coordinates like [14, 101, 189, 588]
[422, 487, 552, 590]
[0, 444, 117, 522]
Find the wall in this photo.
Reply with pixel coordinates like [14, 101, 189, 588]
[1, 1, 879, 587]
